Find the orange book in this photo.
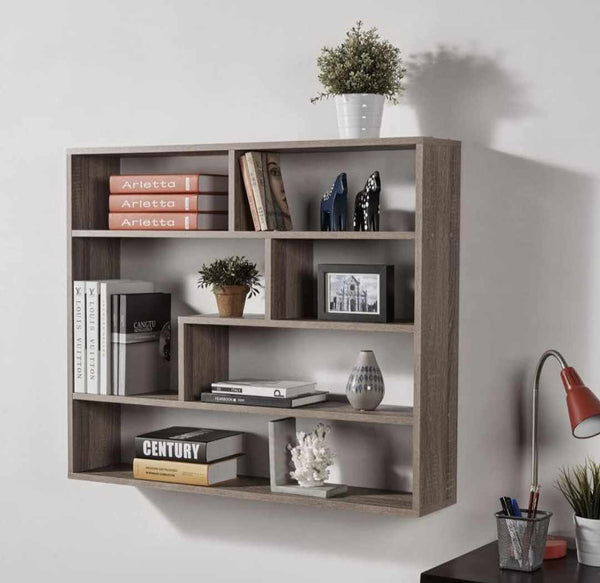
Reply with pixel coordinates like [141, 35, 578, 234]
[108, 212, 228, 231]
[109, 174, 228, 194]
[109, 194, 228, 213]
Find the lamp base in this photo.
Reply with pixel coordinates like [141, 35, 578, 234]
[544, 537, 568, 560]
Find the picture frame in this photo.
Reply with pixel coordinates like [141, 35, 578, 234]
[317, 264, 394, 323]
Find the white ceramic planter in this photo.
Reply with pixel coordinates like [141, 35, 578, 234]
[575, 515, 600, 566]
[335, 94, 384, 139]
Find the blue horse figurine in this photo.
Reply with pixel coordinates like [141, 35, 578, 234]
[353, 171, 381, 231]
[320, 173, 347, 231]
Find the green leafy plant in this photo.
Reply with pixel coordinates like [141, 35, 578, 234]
[556, 459, 600, 519]
[311, 21, 406, 103]
[197, 256, 262, 297]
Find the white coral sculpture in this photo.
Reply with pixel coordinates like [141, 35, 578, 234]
[288, 423, 335, 487]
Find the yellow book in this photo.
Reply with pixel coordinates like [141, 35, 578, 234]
[133, 457, 238, 486]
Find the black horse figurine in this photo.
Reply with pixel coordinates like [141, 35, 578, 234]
[353, 171, 381, 231]
[320, 173, 347, 231]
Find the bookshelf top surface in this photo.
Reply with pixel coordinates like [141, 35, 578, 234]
[67, 136, 460, 156]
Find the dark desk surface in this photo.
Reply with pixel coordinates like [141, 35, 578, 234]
[421, 542, 600, 583]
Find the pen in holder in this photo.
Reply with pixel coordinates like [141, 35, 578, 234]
[495, 510, 552, 572]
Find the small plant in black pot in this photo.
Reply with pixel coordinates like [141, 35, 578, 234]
[198, 256, 261, 318]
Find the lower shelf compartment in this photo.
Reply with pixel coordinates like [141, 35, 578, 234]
[69, 464, 415, 516]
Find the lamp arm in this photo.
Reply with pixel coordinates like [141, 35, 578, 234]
[531, 349, 568, 488]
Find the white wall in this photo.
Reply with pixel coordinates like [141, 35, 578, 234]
[2, 1, 599, 581]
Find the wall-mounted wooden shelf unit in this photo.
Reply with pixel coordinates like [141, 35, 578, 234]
[67, 136, 460, 517]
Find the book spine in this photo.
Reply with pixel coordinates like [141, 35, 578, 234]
[133, 458, 211, 486]
[261, 152, 277, 230]
[239, 155, 261, 230]
[201, 392, 292, 408]
[73, 281, 86, 393]
[109, 194, 228, 213]
[110, 174, 228, 193]
[111, 295, 119, 397]
[108, 212, 228, 231]
[244, 153, 268, 230]
[134, 437, 208, 464]
[85, 282, 100, 394]
[98, 283, 109, 395]
[266, 153, 293, 230]
[117, 295, 126, 396]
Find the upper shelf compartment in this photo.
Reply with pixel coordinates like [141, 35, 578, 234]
[68, 137, 458, 234]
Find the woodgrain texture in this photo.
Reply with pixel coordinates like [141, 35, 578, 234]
[73, 392, 414, 425]
[71, 401, 120, 473]
[270, 239, 315, 319]
[66, 137, 461, 517]
[70, 465, 414, 516]
[178, 322, 229, 400]
[412, 142, 461, 516]
[71, 238, 120, 280]
[179, 314, 414, 333]
[68, 137, 458, 156]
[71, 154, 120, 230]
[72, 230, 416, 240]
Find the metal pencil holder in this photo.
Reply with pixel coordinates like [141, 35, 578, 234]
[495, 510, 552, 572]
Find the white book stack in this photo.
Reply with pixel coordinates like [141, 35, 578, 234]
[74, 279, 154, 395]
[203, 379, 328, 409]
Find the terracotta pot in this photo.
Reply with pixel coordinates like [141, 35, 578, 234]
[213, 285, 249, 318]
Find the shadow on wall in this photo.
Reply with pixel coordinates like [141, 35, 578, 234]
[406, 45, 533, 145]
[137, 48, 597, 568]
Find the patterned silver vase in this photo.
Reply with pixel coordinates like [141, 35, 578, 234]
[346, 350, 384, 411]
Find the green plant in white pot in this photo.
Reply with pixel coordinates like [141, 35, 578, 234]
[311, 21, 406, 139]
[556, 459, 600, 566]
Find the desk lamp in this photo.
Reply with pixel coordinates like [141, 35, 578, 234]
[530, 349, 600, 558]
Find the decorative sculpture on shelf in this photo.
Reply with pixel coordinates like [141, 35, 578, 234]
[288, 423, 335, 487]
[320, 172, 347, 231]
[353, 171, 381, 231]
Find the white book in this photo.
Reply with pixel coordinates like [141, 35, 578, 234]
[211, 379, 316, 398]
[73, 281, 87, 393]
[244, 153, 268, 230]
[85, 282, 100, 394]
[99, 280, 154, 396]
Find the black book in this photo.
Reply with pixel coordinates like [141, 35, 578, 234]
[201, 391, 328, 408]
[112, 292, 171, 396]
[135, 426, 244, 464]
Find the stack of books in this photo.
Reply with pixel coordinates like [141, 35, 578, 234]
[73, 280, 170, 395]
[108, 173, 229, 230]
[240, 152, 293, 231]
[133, 426, 244, 486]
[201, 379, 328, 408]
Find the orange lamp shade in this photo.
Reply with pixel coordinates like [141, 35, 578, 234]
[561, 367, 600, 438]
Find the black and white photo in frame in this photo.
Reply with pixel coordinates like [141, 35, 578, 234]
[317, 264, 394, 323]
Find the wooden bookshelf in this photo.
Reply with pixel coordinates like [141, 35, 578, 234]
[67, 136, 460, 517]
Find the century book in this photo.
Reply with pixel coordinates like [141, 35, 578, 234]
[109, 174, 228, 194]
[108, 212, 228, 231]
[133, 457, 239, 487]
[135, 426, 244, 464]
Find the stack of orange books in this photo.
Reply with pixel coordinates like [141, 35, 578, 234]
[108, 173, 229, 231]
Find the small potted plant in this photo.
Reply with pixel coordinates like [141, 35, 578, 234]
[556, 459, 600, 566]
[197, 256, 261, 318]
[311, 21, 406, 139]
